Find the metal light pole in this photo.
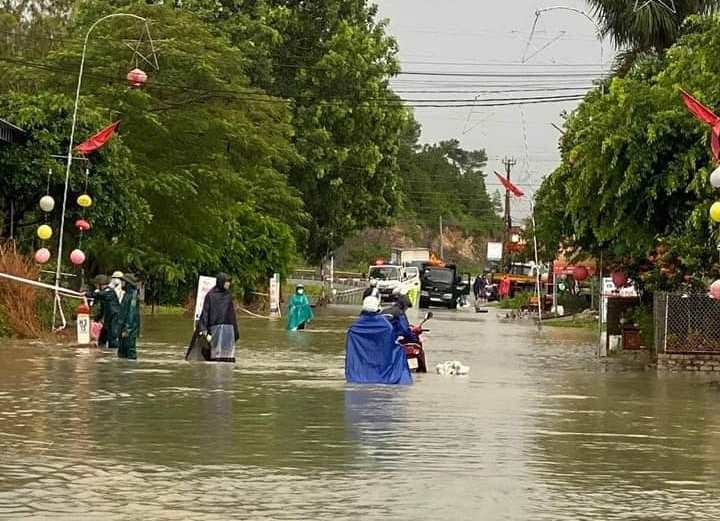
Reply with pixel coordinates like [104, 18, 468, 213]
[52, 13, 148, 329]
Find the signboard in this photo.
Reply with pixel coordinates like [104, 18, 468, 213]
[487, 242, 503, 262]
[269, 273, 280, 318]
[77, 312, 90, 344]
[194, 275, 217, 322]
[601, 278, 638, 323]
[600, 277, 615, 324]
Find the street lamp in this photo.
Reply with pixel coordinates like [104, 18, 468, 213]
[52, 13, 151, 329]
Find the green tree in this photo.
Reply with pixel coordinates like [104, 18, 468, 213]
[535, 14, 720, 289]
[1, 2, 306, 295]
[588, 0, 720, 57]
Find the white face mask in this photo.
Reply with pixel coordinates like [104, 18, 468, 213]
[110, 279, 121, 288]
[298, 289, 304, 295]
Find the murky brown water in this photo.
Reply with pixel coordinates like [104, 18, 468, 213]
[2, 306, 720, 520]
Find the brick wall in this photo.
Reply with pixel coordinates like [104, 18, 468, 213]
[657, 353, 720, 372]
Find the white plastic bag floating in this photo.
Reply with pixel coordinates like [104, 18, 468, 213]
[435, 360, 470, 376]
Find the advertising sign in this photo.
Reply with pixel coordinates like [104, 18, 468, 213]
[269, 273, 280, 317]
[487, 242, 503, 262]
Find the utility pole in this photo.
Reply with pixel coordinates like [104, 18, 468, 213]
[439, 215, 444, 259]
[502, 157, 516, 268]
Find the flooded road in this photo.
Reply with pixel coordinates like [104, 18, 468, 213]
[2, 306, 720, 520]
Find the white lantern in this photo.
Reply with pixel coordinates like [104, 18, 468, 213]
[39, 195, 55, 213]
[711, 165, 720, 188]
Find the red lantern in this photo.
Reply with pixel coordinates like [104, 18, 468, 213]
[612, 271, 627, 288]
[127, 67, 147, 88]
[572, 266, 589, 282]
[75, 219, 91, 232]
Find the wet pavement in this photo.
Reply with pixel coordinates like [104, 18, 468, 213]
[1, 305, 720, 520]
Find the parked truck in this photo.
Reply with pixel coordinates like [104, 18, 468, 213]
[390, 247, 430, 266]
[418, 261, 470, 309]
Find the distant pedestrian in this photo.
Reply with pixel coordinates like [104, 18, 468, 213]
[287, 284, 314, 331]
[117, 274, 141, 360]
[197, 273, 239, 363]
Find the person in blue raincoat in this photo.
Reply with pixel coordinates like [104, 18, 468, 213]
[287, 284, 314, 331]
[345, 296, 412, 385]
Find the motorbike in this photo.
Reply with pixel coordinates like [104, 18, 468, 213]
[400, 311, 432, 373]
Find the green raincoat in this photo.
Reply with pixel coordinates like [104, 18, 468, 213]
[117, 286, 141, 359]
[287, 293, 313, 331]
[94, 287, 121, 348]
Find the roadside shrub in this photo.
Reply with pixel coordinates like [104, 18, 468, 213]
[0, 241, 44, 337]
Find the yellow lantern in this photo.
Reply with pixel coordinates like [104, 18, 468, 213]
[711, 202, 720, 223]
[37, 225, 52, 240]
[77, 194, 93, 208]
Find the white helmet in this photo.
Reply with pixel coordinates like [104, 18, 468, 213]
[362, 296, 381, 313]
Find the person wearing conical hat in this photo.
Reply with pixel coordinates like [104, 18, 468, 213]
[110, 270, 125, 304]
[117, 273, 141, 360]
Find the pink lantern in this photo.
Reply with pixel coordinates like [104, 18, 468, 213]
[710, 280, 720, 300]
[69, 249, 86, 266]
[34, 248, 51, 264]
[612, 271, 627, 288]
[127, 67, 147, 88]
[573, 266, 589, 282]
[75, 219, 91, 232]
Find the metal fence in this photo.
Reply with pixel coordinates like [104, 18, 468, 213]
[654, 292, 720, 354]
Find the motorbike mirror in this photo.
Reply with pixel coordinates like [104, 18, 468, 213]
[424, 311, 433, 320]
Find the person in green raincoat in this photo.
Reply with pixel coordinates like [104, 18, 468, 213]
[88, 274, 121, 349]
[117, 274, 141, 359]
[287, 284, 314, 331]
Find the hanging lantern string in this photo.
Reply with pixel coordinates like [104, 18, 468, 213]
[44, 168, 52, 225]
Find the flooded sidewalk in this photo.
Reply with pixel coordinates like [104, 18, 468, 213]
[1, 307, 720, 520]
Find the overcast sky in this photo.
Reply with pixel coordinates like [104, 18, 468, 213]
[375, 0, 609, 217]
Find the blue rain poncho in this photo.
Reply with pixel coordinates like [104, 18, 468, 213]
[345, 312, 412, 385]
[287, 293, 314, 331]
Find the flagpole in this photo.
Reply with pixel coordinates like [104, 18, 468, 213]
[52, 13, 146, 329]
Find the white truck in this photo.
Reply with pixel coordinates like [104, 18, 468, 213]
[367, 250, 425, 302]
[390, 247, 430, 266]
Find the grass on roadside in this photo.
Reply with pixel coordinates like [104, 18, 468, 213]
[544, 316, 599, 330]
[141, 305, 185, 316]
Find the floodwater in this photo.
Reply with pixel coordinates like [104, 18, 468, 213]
[2, 306, 720, 520]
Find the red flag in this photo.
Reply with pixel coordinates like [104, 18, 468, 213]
[75, 121, 120, 155]
[494, 171, 524, 197]
[680, 90, 719, 126]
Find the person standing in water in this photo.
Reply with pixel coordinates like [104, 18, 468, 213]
[287, 284, 314, 331]
[117, 274, 141, 360]
[88, 274, 121, 349]
[198, 273, 239, 363]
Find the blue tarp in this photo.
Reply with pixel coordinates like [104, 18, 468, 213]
[345, 312, 412, 385]
[392, 313, 418, 343]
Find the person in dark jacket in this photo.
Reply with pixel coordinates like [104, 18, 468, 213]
[117, 274, 141, 360]
[198, 273, 239, 363]
[88, 274, 121, 349]
[382, 288, 418, 344]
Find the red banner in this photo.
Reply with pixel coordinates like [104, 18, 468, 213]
[75, 121, 120, 155]
[680, 90, 720, 161]
[494, 172, 524, 197]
